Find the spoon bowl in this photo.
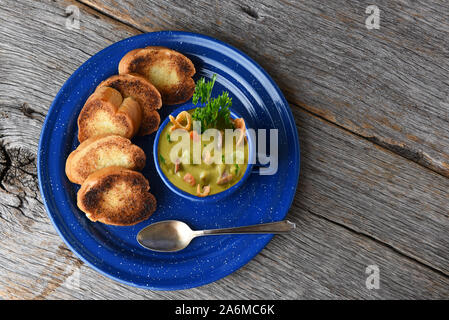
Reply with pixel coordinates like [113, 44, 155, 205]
[137, 220, 296, 252]
[137, 220, 198, 252]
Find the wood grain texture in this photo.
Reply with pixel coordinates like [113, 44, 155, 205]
[294, 108, 449, 276]
[0, 0, 448, 299]
[79, 0, 449, 179]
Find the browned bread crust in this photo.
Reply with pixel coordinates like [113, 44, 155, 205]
[77, 167, 157, 226]
[98, 74, 162, 136]
[118, 46, 196, 105]
[66, 135, 146, 185]
[77, 86, 142, 142]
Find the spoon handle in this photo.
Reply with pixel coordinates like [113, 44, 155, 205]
[197, 220, 296, 236]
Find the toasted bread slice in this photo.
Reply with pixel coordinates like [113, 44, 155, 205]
[119, 46, 196, 105]
[66, 135, 146, 185]
[77, 167, 157, 226]
[98, 74, 162, 136]
[78, 86, 142, 142]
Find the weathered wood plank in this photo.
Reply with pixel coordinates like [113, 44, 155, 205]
[1, 125, 448, 299]
[294, 107, 449, 276]
[2, 113, 449, 299]
[0, 0, 448, 299]
[79, 0, 449, 178]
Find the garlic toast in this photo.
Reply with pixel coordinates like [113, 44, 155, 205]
[77, 167, 157, 226]
[77, 86, 142, 142]
[98, 74, 162, 136]
[66, 135, 146, 185]
[118, 46, 196, 105]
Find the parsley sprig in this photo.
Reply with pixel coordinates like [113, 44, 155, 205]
[192, 74, 233, 133]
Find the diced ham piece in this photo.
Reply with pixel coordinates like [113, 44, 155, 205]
[217, 172, 233, 185]
[196, 184, 211, 197]
[174, 159, 181, 173]
[183, 173, 196, 186]
[233, 118, 246, 146]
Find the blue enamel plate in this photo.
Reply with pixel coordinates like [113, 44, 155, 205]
[37, 31, 300, 290]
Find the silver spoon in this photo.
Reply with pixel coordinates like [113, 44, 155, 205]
[137, 220, 296, 252]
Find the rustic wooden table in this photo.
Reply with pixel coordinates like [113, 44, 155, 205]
[0, 0, 448, 299]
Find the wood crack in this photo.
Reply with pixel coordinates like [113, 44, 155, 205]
[306, 209, 449, 279]
[19, 103, 46, 122]
[0, 142, 44, 223]
[240, 5, 260, 20]
[292, 101, 449, 180]
[0, 143, 12, 191]
[75, 0, 142, 32]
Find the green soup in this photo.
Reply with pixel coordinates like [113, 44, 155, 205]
[158, 111, 249, 197]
